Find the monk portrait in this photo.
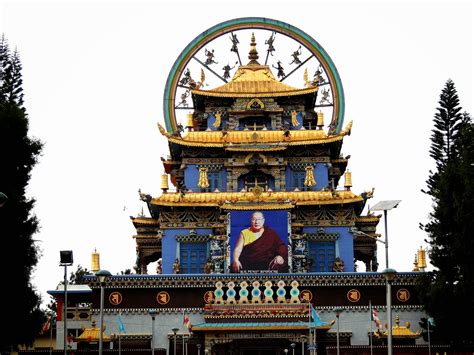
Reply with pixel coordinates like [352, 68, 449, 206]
[231, 211, 288, 273]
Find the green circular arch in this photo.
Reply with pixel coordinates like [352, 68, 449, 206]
[163, 17, 345, 133]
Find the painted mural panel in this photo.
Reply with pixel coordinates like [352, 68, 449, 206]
[230, 210, 289, 273]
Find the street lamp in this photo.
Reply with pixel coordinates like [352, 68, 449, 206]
[284, 349, 288, 355]
[290, 343, 295, 355]
[197, 343, 201, 355]
[59, 251, 73, 355]
[370, 200, 401, 269]
[334, 307, 343, 355]
[149, 309, 158, 355]
[300, 335, 307, 355]
[96, 269, 111, 355]
[382, 267, 397, 355]
[0, 192, 8, 207]
[172, 327, 179, 355]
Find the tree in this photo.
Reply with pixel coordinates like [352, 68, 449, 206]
[419, 80, 474, 348]
[0, 35, 45, 350]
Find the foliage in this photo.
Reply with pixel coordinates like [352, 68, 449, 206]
[419, 80, 474, 348]
[68, 264, 93, 285]
[0, 34, 45, 349]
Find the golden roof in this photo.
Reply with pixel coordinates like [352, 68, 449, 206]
[157, 121, 352, 149]
[151, 189, 363, 207]
[378, 315, 421, 339]
[192, 64, 318, 98]
[76, 321, 110, 342]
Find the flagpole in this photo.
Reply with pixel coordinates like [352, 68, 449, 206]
[49, 317, 53, 355]
[427, 319, 431, 355]
[182, 310, 185, 355]
[369, 300, 373, 355]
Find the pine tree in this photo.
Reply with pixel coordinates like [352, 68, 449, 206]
[0, 35, 45, 350]
[420, 80, 474, 348]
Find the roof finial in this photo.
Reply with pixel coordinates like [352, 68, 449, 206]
[248, 33, 260, 65]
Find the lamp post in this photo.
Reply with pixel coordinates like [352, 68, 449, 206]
[334, 307, 343, 355]
[0, 192, 8, 207]
[172, 328, 179, 355]
[369, 200, 401, 269]
[284, 349, 288, 355]
[59, 251, 73, 355]
[300, 335, 307, 354]
[96, 269, 111, 355]
[290, 343, 295, 355]
[197, 343, 201, 355]
[382, 268, 397, 355]
[149, 309, 158, 355]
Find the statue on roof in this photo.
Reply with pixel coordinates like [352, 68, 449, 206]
[204, 48, 218, 65]
[320, 88, 331, 105]
[229, 32, 239, 53]
[222, 62, 237, 80]
[289, 45, 302, 65]
[265, 31, 276, 56]
[272, 61, 285, 79]
[173, 258, 180, 274]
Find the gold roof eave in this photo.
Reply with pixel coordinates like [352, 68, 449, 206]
[191, 63, 318, 98]
[157, 121, 352, 148]
[150, 190, 363, 207]
[191, 86, 318, 98]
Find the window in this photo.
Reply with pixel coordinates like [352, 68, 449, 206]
[308, 241, 335, 272]
[179, 242, 207, 274]
[291, 170, 306, 190]
[207, 171, 221, 191]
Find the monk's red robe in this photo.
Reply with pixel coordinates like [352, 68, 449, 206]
[239, 227, 288, 272]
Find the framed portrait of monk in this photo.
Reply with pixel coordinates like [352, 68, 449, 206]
[229, 210, 289, 273]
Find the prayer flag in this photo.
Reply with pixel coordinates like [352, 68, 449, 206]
[118, 313, 126, 334]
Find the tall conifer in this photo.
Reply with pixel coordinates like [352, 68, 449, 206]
[420, 80, 474, 347]
[0, 35, 45, 350]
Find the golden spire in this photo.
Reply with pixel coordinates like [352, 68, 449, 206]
[317, 111, 324, 129]
[91, 248, 100, 273]
[248, 33, 260, 65]
[417, 246, 427, 270]
[344, 170, 352, 190]
[161, 174, 169, 193]
[198, 167, 210, 189]
[304, 165, 316, 187]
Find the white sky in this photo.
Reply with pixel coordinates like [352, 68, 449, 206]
[1, 1, 472, 307]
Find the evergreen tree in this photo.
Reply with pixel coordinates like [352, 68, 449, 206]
[0, 35, 45, 350]
[420, 80, 474, 348]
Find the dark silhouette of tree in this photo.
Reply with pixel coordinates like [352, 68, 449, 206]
[0, 34, 45, 350]
[419, 80, 474, 348]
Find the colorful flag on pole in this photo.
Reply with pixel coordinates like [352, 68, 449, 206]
[118, 313, 126, 334]
[41, 315, 51, 334]
[371, 307, 382, 330]
[183, 311, 191, 332]
[310, 303, 331, 326]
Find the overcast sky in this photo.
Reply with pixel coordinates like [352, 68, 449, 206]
[2, 1, 472, 307]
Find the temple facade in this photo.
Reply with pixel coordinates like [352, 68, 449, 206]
[47, 18, 432, 355]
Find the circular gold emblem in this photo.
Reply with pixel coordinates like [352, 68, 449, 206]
[347, 289, 361, 302]
[204, 291, 214, 304]
[156, 291, 170, 305]
[300, 289, 313, 302]
[396, 288, 410, 302]
[109, 292, 122, 305]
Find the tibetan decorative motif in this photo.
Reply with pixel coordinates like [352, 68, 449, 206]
[109, 292, 123, 306]
[396, 288, 411, 302]
[347, 289, 361, 302]
[156, 291, 170, 305]
[295, 208, 356, 226]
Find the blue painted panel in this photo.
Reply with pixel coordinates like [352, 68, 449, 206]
[302, 226, 354, 272]
[308, 241, 335, 272]
[184, 164, 199, 191]
[162, 228, 212, 274]
[314, 163, 329, 190]
[207, 113, 218, 131]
